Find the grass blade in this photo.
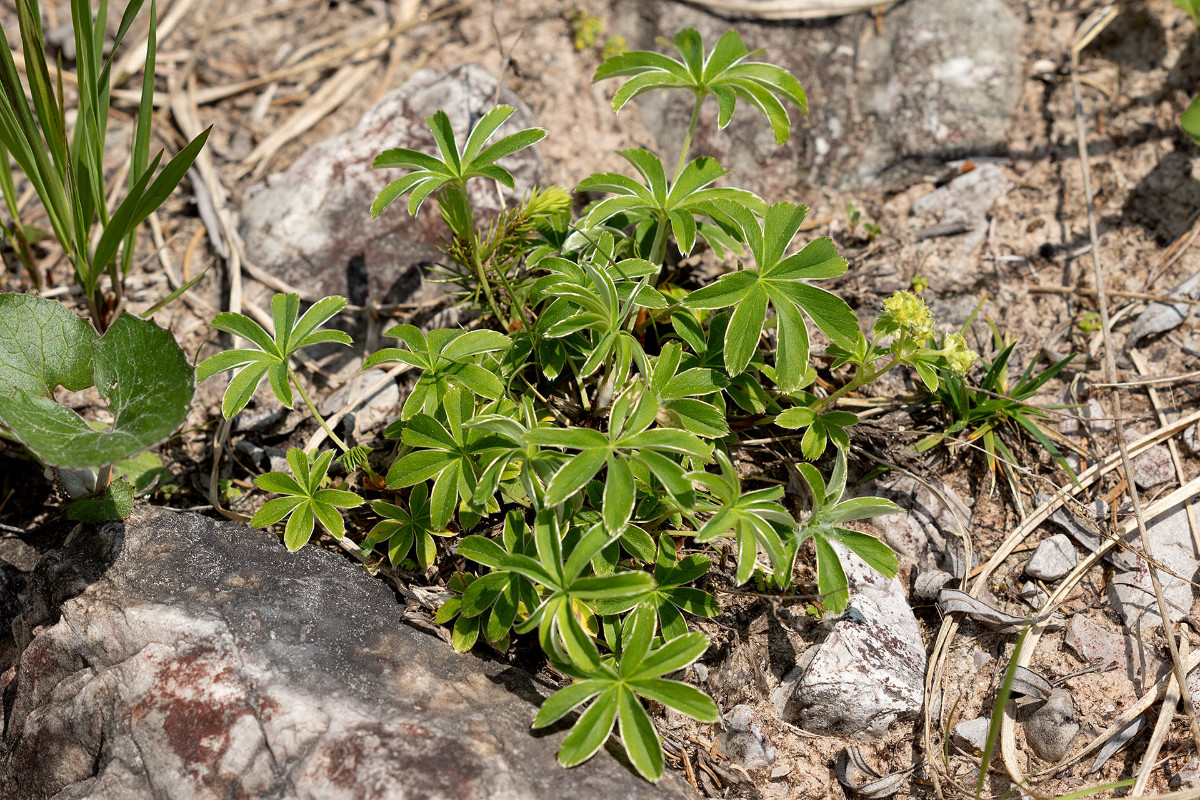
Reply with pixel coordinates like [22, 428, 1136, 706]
[976, 625, 1029, 800]
[122, 0, 156, 277]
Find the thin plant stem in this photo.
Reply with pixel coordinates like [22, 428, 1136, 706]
[672, 94, 704, 184]
[470, 242, 509, 326]
[289, 367, 351, 454]
[812, 356, 896, 415]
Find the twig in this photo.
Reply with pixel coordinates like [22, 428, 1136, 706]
[1030, 284, 1200, 306]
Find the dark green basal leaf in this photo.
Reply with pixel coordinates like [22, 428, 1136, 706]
[0, 296, 193, 468]
[0, 294, 94, 395]
[66, 477, 134, 522]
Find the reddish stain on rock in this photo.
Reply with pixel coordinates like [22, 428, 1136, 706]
[130, 647, 252, 778]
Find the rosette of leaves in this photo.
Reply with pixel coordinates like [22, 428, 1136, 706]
[196, 293, 351, 418]
[250, 448, 364, 552]
[575, 148, 762, 260]
[371, 104, 547, 219]
[594, 28, 808, 145]
[491, 509, 655, 665]
[793, 450, 899, 614]
[683, 200, 862, 392]
[362, 483, 453, 569]
[642, 340, 729, 438]
[385, 387, 510, 529]
[532, 244, 667, 380]
[533, 604, 718, 781]
[467, 396, 570, 507]
[670, 310, 771, 414]
[363, 325, 513, 421]
[773, 406, 859, 461]
[525, 381, 712, 534]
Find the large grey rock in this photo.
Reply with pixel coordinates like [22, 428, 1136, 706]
[1108, 502, 1199, 631]
[856, 0, 1024, 177]
[239, 65, 540, 306]
[0, 509, 691, 800]
[783, 543, 926, 738]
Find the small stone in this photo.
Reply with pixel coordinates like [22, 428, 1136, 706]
[1030, 58, 1058, 75]
[1184, 424, 1200, 457]
[1024, 689, 1079, 761]
[1025, 535, 1077, 582]
[719, 705, 776, 769]
[1173, 755, 1200, 789]
[1019, 581, 1048, 610]
[1130, 443, 1174, 489]
[785, 544, 926, 738]
[911, 163, 1013, 252]
[972, 649, 994, 670]
[0, 538, 39, 572]
[1065, 615, 1127, 673]
[1059, 397, 1110, 436]
[952, 718, 991, 752]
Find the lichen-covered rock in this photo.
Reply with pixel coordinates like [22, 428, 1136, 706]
[783, 544, 926, 738]
[239, 64, 540, 307]
[0, 509, 691, 800]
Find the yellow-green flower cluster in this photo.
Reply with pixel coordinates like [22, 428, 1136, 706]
[941, 332, 977, 376]
[879, 290, 934, 343]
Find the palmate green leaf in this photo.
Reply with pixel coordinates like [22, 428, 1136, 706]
[0, 295, 194, 468]
[689, 450, 796, 585]
[812, 535, 850, 613]
[794, 449, 899, 612]
[364, 483, 452, 568]
[366, 325, 512, 420]
[197, 293, 350, 418]
[577, 149, 763, 257]
[250, 447, 363, 552]
[373, 105, 546, 217]
[595, 28, 807, 143]
[684, 200, 861, 391]
[596, 534, 718, 638]
[537, 604, 715, 781]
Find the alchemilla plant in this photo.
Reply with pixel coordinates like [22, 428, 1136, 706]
[199, 28, 977, 782]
